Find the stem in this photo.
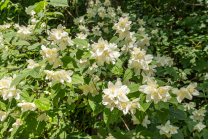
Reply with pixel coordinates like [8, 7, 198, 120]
[79, 110, 88, 130]
[120, 117, 132, 138]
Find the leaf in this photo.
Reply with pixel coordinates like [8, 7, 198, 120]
[127, 84, 140, 94]
[203, 129, 208, 138]
[28, 67, 41, 78]
[107, 59, 123, 75]
[154, 101, 169, 110]
[34, 98, 50, 110]
[12, 40, 30, 46]
[76, 49, 84, 60]
[139, 95, 152, 112]
[47, 12, 64, 16]
[122, 68, 133, 82]
[103, 108, 123, 126]
[156, 109, 169, 124]
[133, 33, 144, 41]
[134, 109, 145, 123]
[53, 89, 65, 106]
[0, 101, 6, 110]
[166, 66, 173, 74]
[72, 38, 88, 47]
[61, 56, 78, 68]
[33, 1, 47, 13]
[111, 132, 130, 139]
[169, 107, 186, 120]
[26, 5, 37, 14]
[71, 74, 84, 84]
[172, 129, 184, 139]
[28, 43, 40, 50]
[188, 121, 197, 132]
[48, 0, 69, 7]
[88, 98, 96, 111]
[98, 127, 107, 137]
[3, 31, 17, 39]
[19, 90, 30, 102]
[140, 130, 155, 137]
[25, 113, 38, 132]
[109, 36, 118, 43]
[10, 72, 28, 87]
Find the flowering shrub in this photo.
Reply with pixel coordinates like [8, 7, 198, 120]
[0, 0, 207, 138]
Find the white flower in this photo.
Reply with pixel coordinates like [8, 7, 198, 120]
[194, 122, 206, 132]
[17, 101, 36, 111]
[9, 119, 23, 132]
[186, 83, 199, 96]
[27, 59, 39, 69]
[131, 115, 140, 125]
[205, 73, 208, 80]
[79, 85, 90, 96]
[0, 33, 4, 46]
[151, 29, 158, 35]
[67, 97, 75, 105]
[172, 87, 192, 103]
[184, 102, 195, 111]
[37, 113, 49, 122]
[142, 115, 151, 128]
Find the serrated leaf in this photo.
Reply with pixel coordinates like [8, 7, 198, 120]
[103, 108, 123, 126]
[20, 90, 30, 102]
[169, 107, 186, 120]
[155, 101, 169, 110]
[156, 109, 169, 124]
[28, 67, 41, 78]
[172, 129, 184, 139]
[133, 33, 144, 41]
[34, 98, 50, 110]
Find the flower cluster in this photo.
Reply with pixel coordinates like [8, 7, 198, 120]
[184, 102, 195, 111]
[90, 37, 120, 66]
[44, 70, 73, 86]
[37, 113, 49, 122]
[48, 24, 74, 51]
[26, 59, 39, 69]
[194, 122, 206, 132]
[154, 53, 174, 67]
[139, 79, 172, 104]
[156, 120, 179, 138]
[0, 75, 22, 101]
[79, 82, 99, 97]
[9, 119, 23, 132]
[172, 83, 199, 103]
[17, 100, 36, 111]
[190, 109, 206, 122]
[0, 111, 9, 122]
[40, 45, 63, 68]
[102, 79, 140, 115]
[128, 47, 153, 75]
[132, 115, 151, 128]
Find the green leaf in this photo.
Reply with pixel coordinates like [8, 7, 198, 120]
[48, 0, 69, 7]
[203, 129, 208, 138]
[12, 40, 30, 46]
[34, 98, 50, 110]
[154, 101, 169, 110]
[53, 89, 65, 106]
[139, 95, 152, 112]
[25, 113, 38, 132]
[156, 109, 169, 124]
[88, 98, 96, 111]
[1, 0, 9, 11]
[1, 116, 13, 134]
[98, 127, 107, 137]
[172, 129, 184, 139]
[28, 43, 40, 50]
[122, 68, 133, 82]
[127, 84, 140, 93]
[71, 74, 84, 84]
[166, 66, 173, 74]
[188, 121, 197, 132]
[111, 132, 130, 139]
[19, 90, 30, 102]
[169, 107, 186, 120]
[109, 36, 118, 43]
[76, 49, 84, 60]
[72, 38, 88, 47]
[28, 67, 41, 78]
[134, 109, 145, 123]
[133, 33, 144, 41]
[3, 31, 17, 39]
[140, 130, 155, 138]
[47, 12, 64, 16]
[10, 72, 28, 87]
[107, 59, 123, 75]
[103, 108, 123, 126]
[0, 101, 6, 110]
[61, 56, 78, 68]
[26, 5, 37, 14]
[33, 1, 46, 13]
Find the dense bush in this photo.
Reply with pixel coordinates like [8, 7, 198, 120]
[0, 0, 208, 138]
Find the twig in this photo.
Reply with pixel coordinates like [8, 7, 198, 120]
[79, 111, 88, 130]
[182, 0, 207, 6]
[120, 117, 132, 138]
